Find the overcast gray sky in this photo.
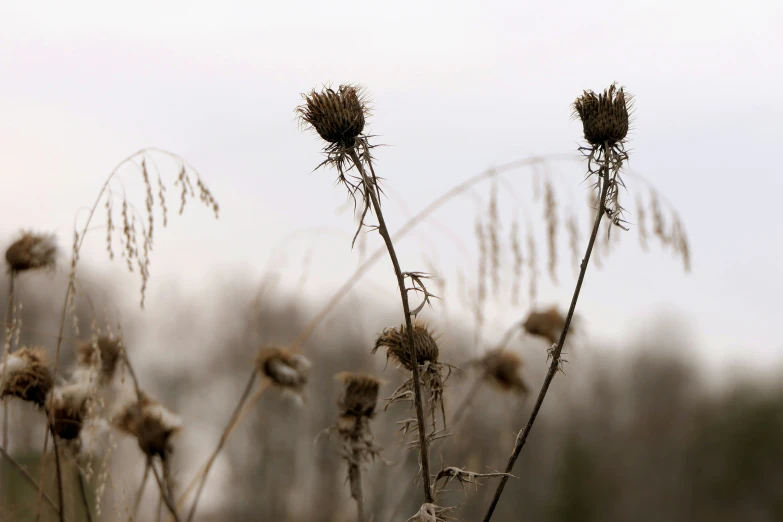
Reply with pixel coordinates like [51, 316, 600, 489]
[1, 0, 782, 378]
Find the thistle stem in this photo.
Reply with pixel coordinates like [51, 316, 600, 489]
[184, 371, 257, 522]
[51, 431, 66, 522]
[349, 462, 365, 522]
[347, 148, 433, 503]
[152, 459, 181, 522]
[77, 468, 93, 522]
[0, 273, 14, 518]
[133, 459, 151, 520]
[482, 144, 612, 521]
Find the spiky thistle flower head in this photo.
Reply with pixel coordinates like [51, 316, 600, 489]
[4, 231, 58, 273]
[297, 84, 369, 147]
[76, 336, 122, 384]
[474, 349, 528, 396]
[0, 347, 53, 407]
[336, 372, 381, 419]
[523, 306, 572, 345]
[373, 321, 440, 372]
[113, 391, 182, 458]
[573, 83, 633, 146]
[256, 347, 311, 392]
[48, 381, 93, 440]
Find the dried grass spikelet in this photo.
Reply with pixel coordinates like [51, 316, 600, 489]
[573, 83, 633, 146]
[48, 381, 92, 440]
[474, 349, 528, 396]
[373, 321, 439, 372]
[113, 391, 182, 458]
[297, 84, 368, 147]
[0, 347, 53, 407]
[523, 306, 572, 345]
[256, 347, 311, 392]
[4, 231, 58, 273]
[76, 336, 122, 384]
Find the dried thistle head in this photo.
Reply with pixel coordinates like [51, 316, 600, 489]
[474, 349, 528, 396]
[523, 306, 571, 345]
[256, 347, 311, 392]
[113, 391, 182, 459]
[76, 336, 122, 384]
[297, 84, 369, 147]
[4, 231, 58, 273]
[0, 347, 53, 407]
[373, 322, 440, 372]
[573, 83, 632, 146]
[48, 382, 92, 440]
[336, 372, 381, 419]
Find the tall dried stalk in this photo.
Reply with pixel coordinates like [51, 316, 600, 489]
[482, 160, 610, 520]
[346, 148, 434, 502]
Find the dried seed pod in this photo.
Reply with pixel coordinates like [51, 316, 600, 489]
[4, 231, 58, 272]
[373, 322, 439, 371]
[475, 349, 528, 396]
[114, 392, 182, 458]
[336, 372, 380, 419]
[573, 83, 632, 146]
[523, 306, 571, 345]
[256, 347, 311, 391]
[48, 382, 92, 440]
[0, 347, 53, 407]
[297, 85, 368, 146]
[76, 336, 122, 383]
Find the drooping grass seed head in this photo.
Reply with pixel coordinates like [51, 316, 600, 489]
[48, 382, 92, 440]
[297, 84, 369, 148]
[523, 306, 571, 345]
[113, 391, 182, 459]
[573, 83, 633, 146]
[256, 347, 311, 391]
[475, 349, 528, 396]
[373, 322, 440, 372]
[77, 336, 122, 384]
[4, 231, 58, 273]
[0, 347, 53, 407]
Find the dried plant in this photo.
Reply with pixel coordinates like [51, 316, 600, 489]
[256, 346, 311, 397]
[4, 231, 59, 273]
[48, 381, 93, 440]
[113, 391, 182, 459]
[334, 372, 382, 522]
[473, 349, 528, 397]
[298, 83, 436, 503]
[30, 148, 218, 522]
[407, 503, 453, 522]
[373, 322, 450, 435]
[483, 83, 634, 520]
[76, 335, 122, 385]
[0, 346, 53, 407]
[523, 306, 572, 346]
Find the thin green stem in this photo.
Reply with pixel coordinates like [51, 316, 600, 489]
[347, 148, 433, 503]
[482, 145, 612, 521]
